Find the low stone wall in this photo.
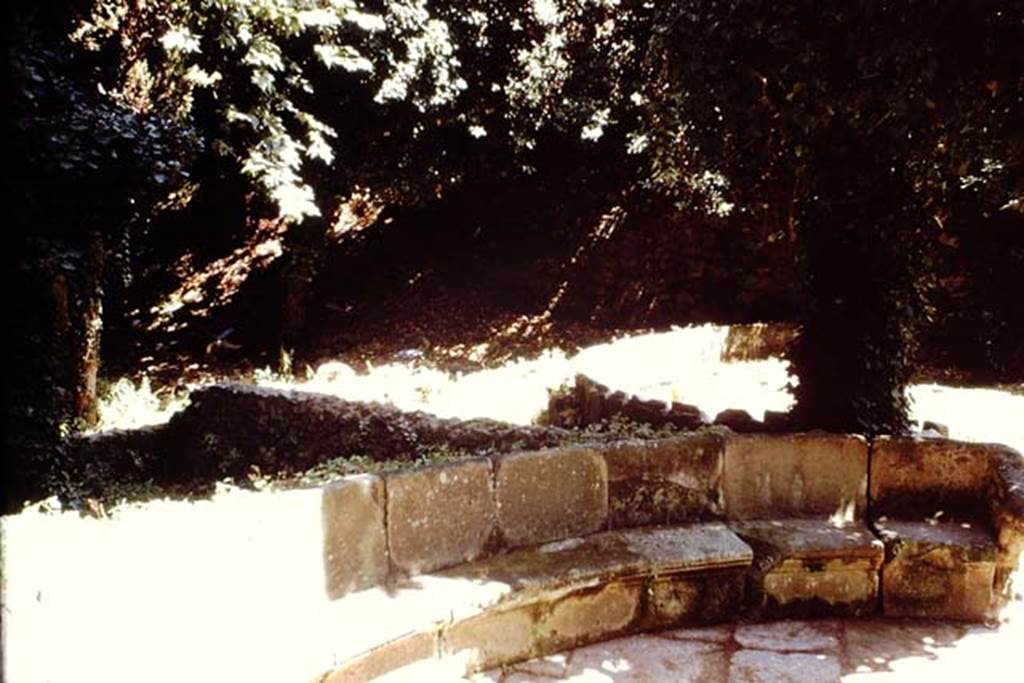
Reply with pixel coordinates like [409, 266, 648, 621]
[320, 431, 1021, 604]
[66, 383, 572, 504]
[310, 432, 1024, 680]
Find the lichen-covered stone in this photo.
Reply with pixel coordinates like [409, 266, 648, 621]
[989, 445, 1024, 597]
[722, 433, 867, 520]
[321, 474, 388, 598]
[495, 447, 607, 547]
[731, 519, 883, 618]
[621, 524, 753, 574]
[601, 433, 725, 528]
[439, 525, 751, 607]
[871, 437, 998, 522]
[536, 581, 642, 651]
[386, 458, 496, 576]
[643, 569, 747, 628]
[875, 520, 998, 620]
[442, 606, 538, 674]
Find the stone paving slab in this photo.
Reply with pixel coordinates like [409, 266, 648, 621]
[734, 620, 840, 652]
[506, 652, 571, 679]
[657, 623, 735, 643]
[841, 619, 967, 675]
[480, 615, 1023, 682]
[730, 649, 842, 683]
[561, 636, 729, 682]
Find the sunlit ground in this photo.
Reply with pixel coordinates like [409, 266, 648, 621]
[95, 323, 1024, 455]
[4, 324, 1021, 682]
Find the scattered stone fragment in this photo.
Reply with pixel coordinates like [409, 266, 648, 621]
[922, 420, 950, 438]
[542, 374, 706, 430]
[714, 409, 764, 433]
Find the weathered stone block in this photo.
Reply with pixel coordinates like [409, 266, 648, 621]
[876, 520, 998, 620]
[495, 447, 607, 547]
[386, 458, 496, 576]
[439, 524, 750, 606]
[601, 433, 724, 528]
[323, 629, 439, 683]
[722, 433, 867, 520]
[871, 437, 996, 521]
[643, 569, 746, 629]
[730, 519, 882, 617]
[321, 474, 388, 599]
[620, 523, 753, 574]
[443, 606, 537, 674]
[537, 581, 642, 651]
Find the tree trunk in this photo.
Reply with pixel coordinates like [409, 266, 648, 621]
[280, 217, 327, 371]
[74, 230, 105, 428]
[788, 126, 928, 434]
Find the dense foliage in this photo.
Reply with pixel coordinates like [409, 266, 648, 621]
[8, 0, 1023, 510]
[630, 1, 1023, 432]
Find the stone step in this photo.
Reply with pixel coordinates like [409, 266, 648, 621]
[731, 519, 884, 618]
[322, 523, 753, 681]
[874, 519, 999, 620]
[319, 512, 1013, 681]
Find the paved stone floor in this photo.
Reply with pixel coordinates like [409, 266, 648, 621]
[473, 616, 1022, 682]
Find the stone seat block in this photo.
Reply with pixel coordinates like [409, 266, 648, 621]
[320, 524, 753, 680]
[871, 437, 1024, 614]
[730, 519, 884, 618]
[874, 519, 998, 621]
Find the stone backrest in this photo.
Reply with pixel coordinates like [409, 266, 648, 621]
[321, 430, 883, 599]
[871, 437, 1002, 524]
[722, 433, 868, 521]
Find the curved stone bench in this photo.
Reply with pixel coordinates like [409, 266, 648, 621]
[310, 431, 1024, 681]
[323, 524, 752, 681]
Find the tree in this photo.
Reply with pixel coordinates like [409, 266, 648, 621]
[626, 0, 1023, 433]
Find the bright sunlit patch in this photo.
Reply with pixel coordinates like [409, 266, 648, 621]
[93, 375, 190, 433]
[96, 325, 1024, 456]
